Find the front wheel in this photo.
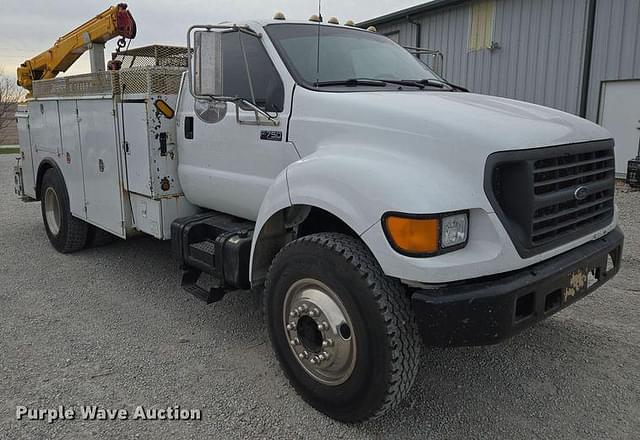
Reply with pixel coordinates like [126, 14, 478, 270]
[264, 233, 421, 422]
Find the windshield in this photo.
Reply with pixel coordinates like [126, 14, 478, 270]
[265, 23, 440, 89]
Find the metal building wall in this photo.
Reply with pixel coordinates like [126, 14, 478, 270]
[586, 0, 640, 122]
[376, 0, 591, 116]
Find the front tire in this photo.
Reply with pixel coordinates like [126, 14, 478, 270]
[40, 168, 88, 253]
[264, 233, 421, 422]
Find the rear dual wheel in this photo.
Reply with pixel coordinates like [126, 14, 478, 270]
[40, 168, 116, 251]
[40, 168, 88, 253]
[264, 233, 421, 422]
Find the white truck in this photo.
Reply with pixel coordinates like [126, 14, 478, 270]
[14, 15, 624, 422]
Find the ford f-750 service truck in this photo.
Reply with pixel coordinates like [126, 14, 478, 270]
[13, 6, 624, 421]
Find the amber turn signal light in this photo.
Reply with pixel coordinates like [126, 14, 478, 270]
[383, 215, 439, 255]
[154, 99, 175, 119]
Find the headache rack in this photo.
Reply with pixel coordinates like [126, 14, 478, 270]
[30, 45, 187, 99]
[485, 140, 616, 258]
[111, 44, 189, 68]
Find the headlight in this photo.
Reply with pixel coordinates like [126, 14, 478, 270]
[441, 213, 468, 248]
[382, 211, 469, 256]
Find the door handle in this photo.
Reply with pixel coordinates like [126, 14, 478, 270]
[184, 117, 194, 140]
[159, 133, 167, 156]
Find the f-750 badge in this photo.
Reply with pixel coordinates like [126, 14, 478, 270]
[260, 130, 283, 142]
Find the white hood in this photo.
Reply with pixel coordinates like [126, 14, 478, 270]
[291, 89, 611, 158]
[288, 88, 612, 217]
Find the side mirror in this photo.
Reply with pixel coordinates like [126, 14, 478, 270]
[192, 30, 223, 97]
[187, 24, 279, 126]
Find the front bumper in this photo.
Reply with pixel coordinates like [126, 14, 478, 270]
[412, 227, 624, 347]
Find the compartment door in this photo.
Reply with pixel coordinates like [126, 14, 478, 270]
[77, 100, 125, 237]
[16, 113, 36, 198]
[58, 100, 86, 218]
[29, 101, 61, 156]
[122, 102, 152, 196]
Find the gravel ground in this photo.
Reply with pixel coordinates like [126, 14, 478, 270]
[1, 154, 639, 439]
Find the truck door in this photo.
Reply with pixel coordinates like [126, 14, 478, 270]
[178, 31, 298, 221]
[77, 100, 125, 237]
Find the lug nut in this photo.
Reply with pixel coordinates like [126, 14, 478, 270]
[322, 351, 330, 359]
[322, 338, 334, 347]
[290, 338, 299, 346]
[310, 357, 317, 364]
[317, 322, 329, 331]
[290, 310, 299, 318]
[310, 308, 320, 317]
[286, 323, 295, 331]
[301, 304, 309, 311]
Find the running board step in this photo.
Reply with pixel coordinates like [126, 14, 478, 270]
[181, 269, 226, 304]
[189, 239, 216, 268]
[172, 211, 255, 299]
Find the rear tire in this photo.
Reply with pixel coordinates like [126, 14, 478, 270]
[264, 232, 421, 422]
[40, 168, 88, 253]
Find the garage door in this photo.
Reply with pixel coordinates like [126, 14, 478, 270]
[599, 80, 640, 177]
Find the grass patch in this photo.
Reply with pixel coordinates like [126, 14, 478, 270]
[0, 147, 19, 155]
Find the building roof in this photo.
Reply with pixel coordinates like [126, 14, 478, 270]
[358, 0, 466, 27]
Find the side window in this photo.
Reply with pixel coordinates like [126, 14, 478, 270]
[468, 0, 496, 51]
[222, 32, 285, 112]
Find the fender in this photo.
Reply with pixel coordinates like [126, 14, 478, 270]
[35, 157, 64, 200]
[249, 144, 496, 286]
[249, 151, 385, 285]
[249, 168, 292, 285]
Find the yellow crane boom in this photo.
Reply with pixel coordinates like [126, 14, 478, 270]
[17, 3, 136, 94]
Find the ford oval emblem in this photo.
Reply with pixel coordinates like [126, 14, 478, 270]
[574, 186, 590, 201]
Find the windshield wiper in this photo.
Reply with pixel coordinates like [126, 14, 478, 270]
[410, 78, 469, 92]
[368, 79, 426, 89]
[315, 78, 387, 87]
[315, 78, 427, 89]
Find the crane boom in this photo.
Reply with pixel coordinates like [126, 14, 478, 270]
[17, 3, 136, 94]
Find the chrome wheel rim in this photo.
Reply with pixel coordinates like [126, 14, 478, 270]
[283, 278, 356, 386]
[44, 187, 61, 236]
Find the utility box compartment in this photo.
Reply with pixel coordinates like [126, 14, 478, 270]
[76, 99, 124, 236]
[121, 94, 182, 199]
[15, 105, 35, 198]
[17, 59, 195, 241]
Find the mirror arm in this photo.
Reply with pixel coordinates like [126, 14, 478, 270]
[234, 98, 280, 126]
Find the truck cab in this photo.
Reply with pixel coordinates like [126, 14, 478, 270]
[15, 15, 623, 422]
